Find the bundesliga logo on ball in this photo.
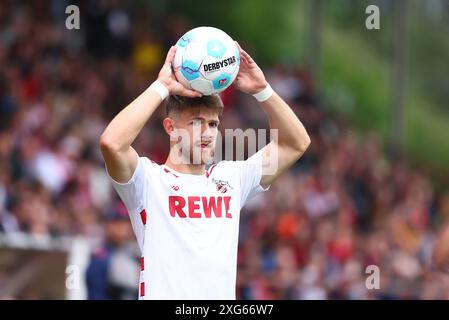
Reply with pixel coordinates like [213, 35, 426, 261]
[172, 27, 240, 95]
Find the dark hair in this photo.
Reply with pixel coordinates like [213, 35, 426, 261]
[164, 95, 224, 117]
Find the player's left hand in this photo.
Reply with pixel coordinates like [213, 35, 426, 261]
[233, 42, 268, 95]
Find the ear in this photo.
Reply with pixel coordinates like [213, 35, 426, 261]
[162, 117, 175, 136]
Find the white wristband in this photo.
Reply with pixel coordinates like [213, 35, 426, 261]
[150, 80, 169, 100]
[252, 83, 273, 102]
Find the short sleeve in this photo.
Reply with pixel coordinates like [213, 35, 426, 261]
[236, 149, 270, 207]
[107, 156, 149, 250]
[108, 156, 147, 212]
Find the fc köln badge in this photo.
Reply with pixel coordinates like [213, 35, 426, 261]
[213, 178, 233, 194]
[216, 183, 228, 194]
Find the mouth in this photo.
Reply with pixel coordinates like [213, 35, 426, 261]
[197, 141, 211, 150]
[200, 143, 209, 149]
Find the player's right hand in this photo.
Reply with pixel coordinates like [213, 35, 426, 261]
[158, 46, 202, 98]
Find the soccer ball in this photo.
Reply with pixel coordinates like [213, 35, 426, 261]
[172, 27, 240, 95]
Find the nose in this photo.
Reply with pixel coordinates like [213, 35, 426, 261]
[201, 124, 214, 139]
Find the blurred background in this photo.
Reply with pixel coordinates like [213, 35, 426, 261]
[0, 0, 448, 299]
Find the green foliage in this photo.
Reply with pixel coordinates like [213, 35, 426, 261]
[320, 25, 390, 137]
[167, 0, 449, 179]
[167, 0, 304, 65]
[319, 2, 449, 174]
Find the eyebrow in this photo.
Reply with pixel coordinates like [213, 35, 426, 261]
[191, 117, 220, 124]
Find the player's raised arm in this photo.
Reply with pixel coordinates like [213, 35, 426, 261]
[233, 43, 311, 189]
[99, 46, 202, 183]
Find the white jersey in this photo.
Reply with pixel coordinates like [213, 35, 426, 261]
[108, 150, 269, 300]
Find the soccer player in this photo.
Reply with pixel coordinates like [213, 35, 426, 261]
[99, 43, 311, 299]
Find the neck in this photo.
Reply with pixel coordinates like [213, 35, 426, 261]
[165, 156, 206, 176]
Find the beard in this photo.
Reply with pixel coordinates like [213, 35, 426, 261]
[190, 144, 215, 165]
[169, 141, 215, 165]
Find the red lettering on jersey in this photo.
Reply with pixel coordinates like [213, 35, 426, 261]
[188, 196, 201, 218]
[140, 209, 147, 225]
[169, 196, 186, 217]
[169, 196, 232, 219]
[140, 282, 145, 297]
[202, 196, 222, 218]
[224, 196, 232, 218]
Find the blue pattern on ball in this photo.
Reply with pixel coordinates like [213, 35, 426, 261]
[177, 32, 192, 48]
[207, 40, 226, 59]
[181, 60, 201, 81]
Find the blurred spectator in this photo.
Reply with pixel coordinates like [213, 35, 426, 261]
[85, 201, 139, 300]
[0, 0, 447, 300]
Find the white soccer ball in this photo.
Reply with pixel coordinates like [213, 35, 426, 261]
[172, 27, 240, 95]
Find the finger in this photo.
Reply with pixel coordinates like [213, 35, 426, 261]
[238, 51, 249, 64]
[238, 49, 246, 60]
[239, 57, 250, 71]
[240, 49, 254, 64]
[238, 51, 250, 67]
[235, 41, 246, 60]
[181, 88, 203, 98]
[164, 46, 177, 65]
[235, 41, 242, 51]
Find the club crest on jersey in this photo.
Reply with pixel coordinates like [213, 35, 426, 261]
[212, 178, 233, 194]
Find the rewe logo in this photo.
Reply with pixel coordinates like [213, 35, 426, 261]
[169, 196, 232, 218]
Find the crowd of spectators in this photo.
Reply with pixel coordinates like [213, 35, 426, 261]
[0, 1, 448, 299]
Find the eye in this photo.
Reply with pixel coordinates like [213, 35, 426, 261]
[210, 122, 218, 128]
[192, 119, 202, 126]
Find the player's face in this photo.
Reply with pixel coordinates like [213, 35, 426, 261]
[173, 107, 220, 165]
